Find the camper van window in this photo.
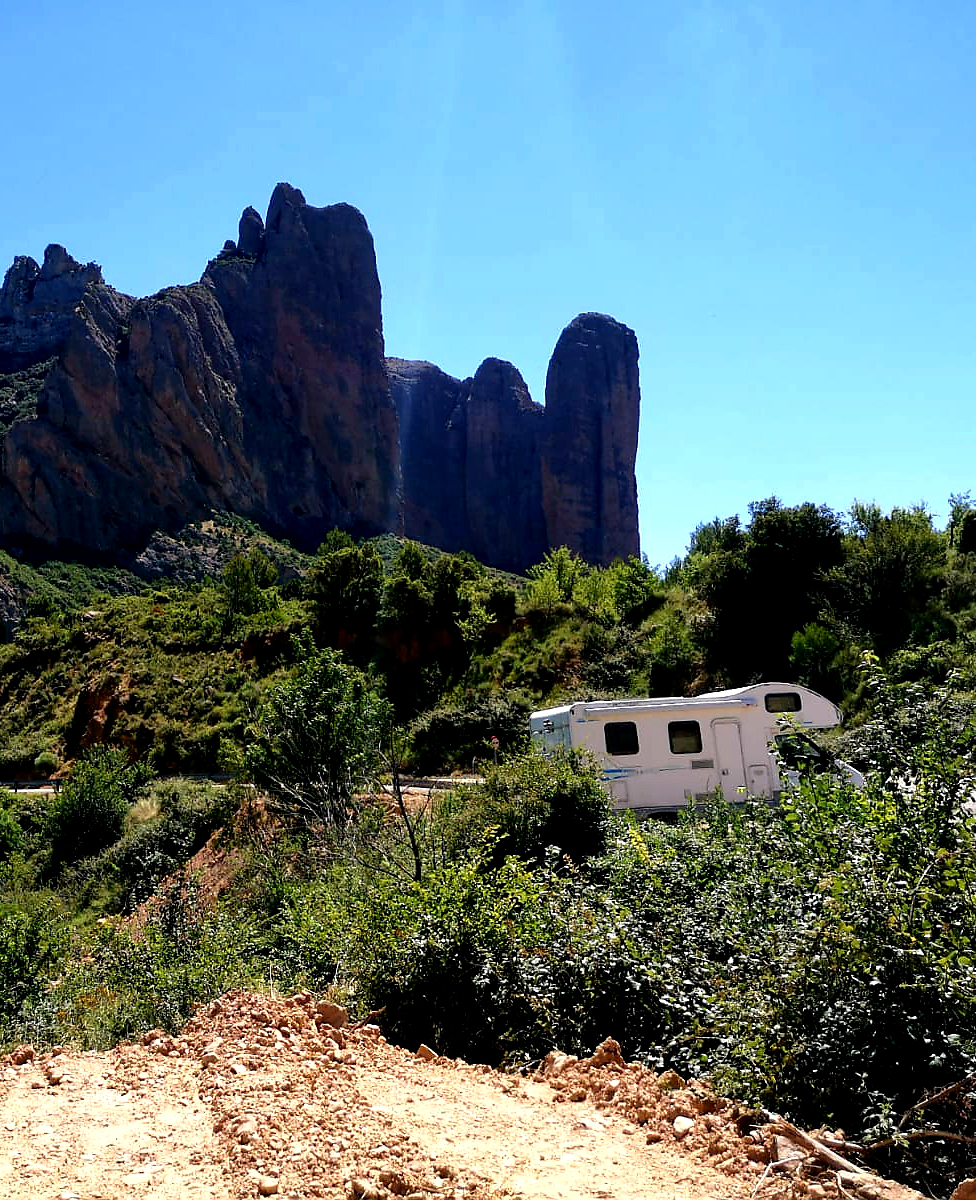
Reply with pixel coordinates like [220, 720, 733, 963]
[765, 692, 802, 713]
[605, 721, 639, 756]
[668, 721, 702, 754]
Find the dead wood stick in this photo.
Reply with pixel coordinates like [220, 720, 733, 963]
[897, 1077, 972, 1130]
[820, 1135, 868, 1156]
[865, 1130, 976, 1152]
[767, 1116, 871, 1175]
[349, 1006, 386, 1030]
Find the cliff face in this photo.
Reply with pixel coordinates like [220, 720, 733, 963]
[0, 184, 399, 557]
[541, 313, 641, 565]
[0, 186, 640, 570]
[0, 245, 106, 373]
[391, 314, 640, 571]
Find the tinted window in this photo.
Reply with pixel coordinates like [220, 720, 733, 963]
[668, 721, 702, 754]
[604, 721, 639, 756]
[765, 692, 801, 713]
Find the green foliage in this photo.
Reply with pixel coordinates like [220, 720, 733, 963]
[33, 749, 58, 776]
[0, 790, 24, 859]
[0, 357, 55, 436]
[523, 546, 589, 624]
[0, 892, 68, 1034]
[685, 497, 844, 682]
[12, 881, 263, 1049]
[305, 539, 382, 661]
[221, 550, 278, 618]
[72, 778, 233, 914]
[47, 747, 153, 867]
[643, 605, 700, 695]
[243, 636, 389, 831]
[407, 694, 531, 774]
[829, 502, 948, 658]
[436, 747, 616, 867]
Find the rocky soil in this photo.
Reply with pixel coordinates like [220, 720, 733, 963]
[0, 990, 933, 1200]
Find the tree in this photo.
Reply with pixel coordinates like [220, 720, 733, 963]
[221, 550, 277, 618]
[685, 498, 844, 682]
[47, 746, 152, 866]
[830, 503, 947, 659]
[243, 637, 389, 832]
[305, 540, 382, 662]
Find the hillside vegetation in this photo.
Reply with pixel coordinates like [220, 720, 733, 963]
[2, 495, 976, 1196]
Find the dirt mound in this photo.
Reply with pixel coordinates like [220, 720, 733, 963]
[0, 991, 926, 1200]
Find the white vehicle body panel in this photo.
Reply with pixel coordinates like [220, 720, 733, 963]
[529, 682, 860, 813]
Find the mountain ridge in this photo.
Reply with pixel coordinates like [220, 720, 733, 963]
[0, 184, 640, 572]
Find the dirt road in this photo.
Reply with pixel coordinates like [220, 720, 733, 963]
[0, 991, 884, 1200]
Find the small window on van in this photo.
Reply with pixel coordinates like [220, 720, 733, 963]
[765, 692, 802, 713]
[668, 721, 702, 754]
[604, 721, 639, 756]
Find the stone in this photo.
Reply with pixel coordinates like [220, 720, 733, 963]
[0, 245, 104, 372]
[673, 1115, 695, 1137]
[415, 1044, 437, 1061]
[586, 1038, 626, 1069]
[257, 1175, 279, 1195]
[838, 1172, 929, 1200]
[0, 184, 400, 560]
[391, 312, 640, 572]
[542, 1051, 579, 1077]
[314, 999, 349, 1028]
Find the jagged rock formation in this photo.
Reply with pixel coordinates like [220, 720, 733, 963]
[0, 185, 640, 570]
[542, 313, 641, 565]
[390, 316, 640, 571]
[0, 245, 105, 373]
[0, 184, 399, 558]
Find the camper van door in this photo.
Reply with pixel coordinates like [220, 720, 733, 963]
[712, 719, 746, 795]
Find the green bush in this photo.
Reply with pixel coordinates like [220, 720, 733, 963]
[47, 747, 153, 868]
[73, 778, 233, 913]
[407, 694, 531, 774]
[243, 636, 389, 832]
[0, 893, 68, 1037]
[435, 747, 615, 867]
[33, 749, 59, 776]
[12, 880, 263, 1049]
[0, 791, 23, 859]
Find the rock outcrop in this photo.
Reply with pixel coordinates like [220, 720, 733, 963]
[0, 184, 399, 558]
[541, 313, 641, 565]
[0, 186, 640, 569]
[0, 245, 106, 372]
[391, 314, 640, 571]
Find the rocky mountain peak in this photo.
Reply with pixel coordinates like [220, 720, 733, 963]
[0, 186, 640, 570]
[237, 207, 265, 257]
[0, 244, 106, 372]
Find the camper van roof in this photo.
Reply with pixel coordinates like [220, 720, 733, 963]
[530, 683, 828, 722]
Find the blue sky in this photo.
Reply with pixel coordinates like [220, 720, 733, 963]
[3, 0, 974, 567]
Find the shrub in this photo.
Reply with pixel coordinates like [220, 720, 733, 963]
[0, 893, 68, 1037]
[436, 747, 615, 866]
[0, 791, 23, 859]
[12, 880, 263, 1048]
[243, 636, 389, 832]
[75, 778, 233, 912]
[33, 750, 59, 776]
[47, 747, 153, 868]
[407, 694, 531, 774]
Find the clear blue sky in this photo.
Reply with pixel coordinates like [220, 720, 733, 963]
[3, 0, 974, 568]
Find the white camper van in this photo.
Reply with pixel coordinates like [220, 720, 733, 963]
[529, 683, 863, 814]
